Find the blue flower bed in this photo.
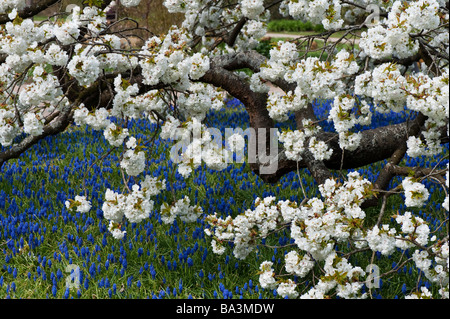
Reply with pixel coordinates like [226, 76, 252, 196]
[0, 98, 447, 299]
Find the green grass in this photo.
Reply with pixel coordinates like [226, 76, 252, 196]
[255, 36, 359, 61]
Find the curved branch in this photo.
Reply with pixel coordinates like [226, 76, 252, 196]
[225, 17, 248, 47]
[0, 0, 60, 24]
[260, 115, 439, 184]
[200, 51, 448, 185]
[0, 100, 74, 169]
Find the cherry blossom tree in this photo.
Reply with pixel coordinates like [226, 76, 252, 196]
[0, 0, 448, 298]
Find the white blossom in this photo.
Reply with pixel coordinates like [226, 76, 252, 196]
[240, 0, 265, 20]
[402, 177, 430, 207]
[120, 0, 141, 7]
[65, 195, 92, 213]
[277, 279, 298, 299]
[259, 261, 277, 289]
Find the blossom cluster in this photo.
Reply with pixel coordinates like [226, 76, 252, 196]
[355, 63, 449, 158]
[277, 129, 307, 162]
[65, 195, 92, 214]
[403, 70, 449, 158]
[159, 117, 234, 178]
[120, 0, 142, 7]
[0, 0, 26, 15]
[102, 175, 166, 239]
[160, 196, 204, 224]
[328, 94, 372, 151]
[139, 28, 210, 91]
[205, 196, 288, 260]
[401, 177, 430, 208]
[361, 210, 447, 297]
[177, 83, 225, 121]
[240, 0, 265, 20]
[278, 119, 333, 161]
[120, 137, 146, 177]
[205, 171, 449, 298]
[0, 4, 141, 148]
[163, 0, 269, 51]
[259, 47, 359, 124]
[66, 173, 166, 241]
[359, 0, 445, 60]
[281, 0, 344, 30]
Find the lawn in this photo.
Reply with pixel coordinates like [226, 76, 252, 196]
[0, 98, 447, 299]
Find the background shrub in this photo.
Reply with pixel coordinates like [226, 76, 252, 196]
[267, 19, 326, 33]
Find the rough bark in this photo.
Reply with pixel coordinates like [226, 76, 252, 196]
[0, 0, 60, 24]
[199, 54, 276, 177]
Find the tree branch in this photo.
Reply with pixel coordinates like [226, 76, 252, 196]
[225, 17, 248, 47]
[199, 51, 449, 185]
[0, 100, 74, 169]
[0, 0, 60, 24]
